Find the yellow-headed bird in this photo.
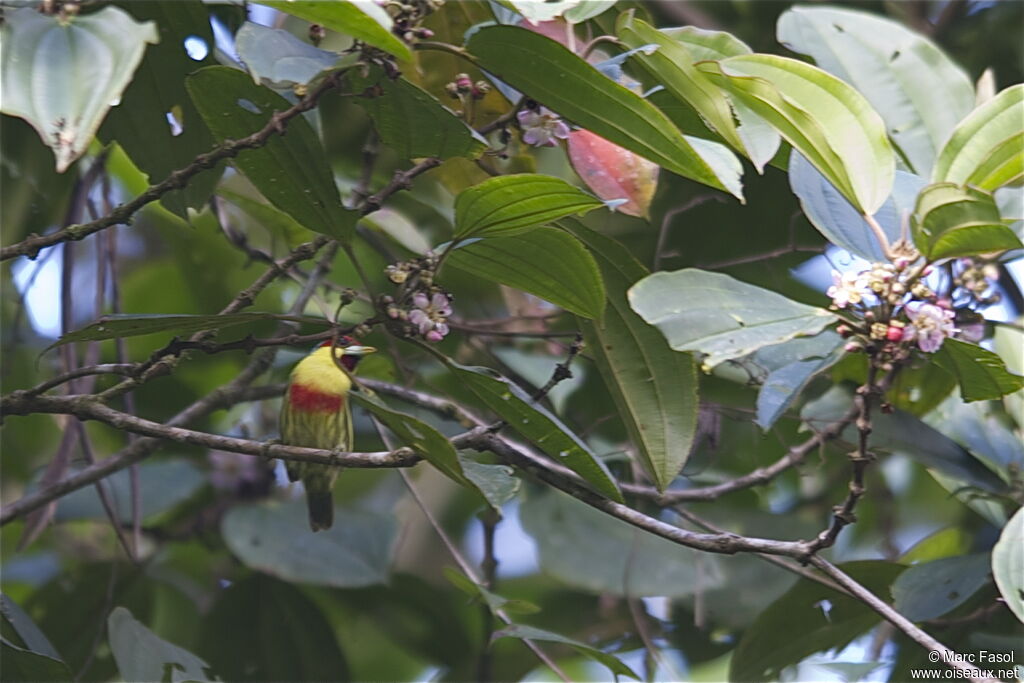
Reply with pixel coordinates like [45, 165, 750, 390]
[280, 336, 376, 531]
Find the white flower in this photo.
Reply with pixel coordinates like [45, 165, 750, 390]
[517, 108, 570, 147]
[827, 269, 869, 308]
[408, 292, 452, 342]
[902, 302, 956, 353]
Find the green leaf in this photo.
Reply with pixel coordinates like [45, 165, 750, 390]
[351, 66, 488, 161]
[99, 1, 223, 218]
[1, 594, 61, 660]
[108, 607, 213, 683]
[616, 13, 750, 162]
[47, 311, 327, 350]
[698, 54, 894, 214]
[911, 182, 1021, 259]
[55, 459, 205, 524]
[187, 66, 357, 242]
[218, 186, 308, 247]
[933, 338, 1024, 402]
[993, 506, 1024, 624]
[789, 151, 925, 261]
[754, 331, 845, 430]
[933, 84, 1024, 191]
[446, 228, 605, 319]
[0, 640, 72, 683]
[562, 0, 617, 24]
[198, 574, 349, 682]
[628, 268, 837, 370]
[730, 561, 905, 682]
[661, 25, 752, 61]
[442, 568, 539, 616]
[260, 0, 412, 62]
[222, 499, 395, 587]
[0, 7, 159, 172]
[453, 174, 603, 239]
[235, 21, 346, 89]
[777, 6, 974, 176]
[349, 389, 472, 490]
[566, 222, 699, 491]
[448, 362, 622, 502]
[891, 554, 990, 621]
[491, 623, 639, 680]
[521, 490, 723, 598]
[467, 26, 743, 198]
[457, 455, 521, 512]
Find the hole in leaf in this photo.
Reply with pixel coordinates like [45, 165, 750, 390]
[237, 99, 262, 114]
[166, 106, 184, 137]
[183, 35, 209, 61]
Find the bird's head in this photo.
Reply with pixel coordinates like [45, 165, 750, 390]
[318, 335, 377, 371]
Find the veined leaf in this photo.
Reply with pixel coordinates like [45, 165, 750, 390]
[566, 221, 698, 491]
[108, 607, 212, 683]
[698, 54, 894, 214]
[446, 228, 605, 319]
[453, 174, 603, 239]
[260, 0, 412, 62]
[492, 623, 638, 680]
[790, 151, 925, 261]
[567, 130, 658, 218]
[617, 14, 749, 160]
[448, 362, 622, 502]
[0, 7, 158, 172]
[932, 84, 1024, 191]
[932, 338, 1024, 402]
[467, 25, 744, 198]
[188, 67, 357, 242]
[349, 389, 472, 490]
[993, 507, 1024, 624]
[628, 268, 837, 370]
[777, 6, 974, 177]
[662, 25, 753, 61]
[891, 554, 990, 621]
[352, 67, 488, 161]
[47, 312, 327, 350]
[754, 331, 845, 430]
[911, 183, 1021, 260]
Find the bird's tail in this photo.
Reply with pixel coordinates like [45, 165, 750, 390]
[306, 486, 334, 532]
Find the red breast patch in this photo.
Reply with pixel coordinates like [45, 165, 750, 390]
[289, 384, 344, 413]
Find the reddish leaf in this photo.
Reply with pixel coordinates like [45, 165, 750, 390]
[568, 130, 659, 218]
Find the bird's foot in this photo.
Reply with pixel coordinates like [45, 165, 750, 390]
[260, 438, 282, 458]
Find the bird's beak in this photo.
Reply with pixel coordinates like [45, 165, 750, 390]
[343, 345, 377, 356]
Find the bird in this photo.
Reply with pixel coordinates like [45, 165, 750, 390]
[279, 336, 376, 531]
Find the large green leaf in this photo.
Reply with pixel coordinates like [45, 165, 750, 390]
[446, 228, 606, 319]
[932, 338, 1024, 402]
[448, 363, 622, 502]
[891, 554, 990, 621]
[730, 561, 905, 682]
[567, 222, 698, 491]
[349, 389, 472, 490]
[99, 1, 223, 218]
[467, 26, 743, 198]
[0, 7, 158, 172]
[351, 67, 488, 161]
[453, 174, 603, 239]
[753, 330, 845, 430]
[457, 455, 521, 513]
[789, 151, 925, 261]
[616, 14, 748, 160]
[0, 640, 72, 682]
[777, 6, 974, 176]
[1, 595, 61, 661]
[698, 54, 894, 214]
[198, 574, 349, 682]
[222, 499, 395, 588]
[492, 623, 639, 680]
[187, 66, 357, 242]
[911, 183, 1021, 260]
[47, 311, 327, 349]
[628, 268, 837, 370]
[55, 459, 205, 523]
[520, 490, 722, 597]
[260, 0, 412, 62]
[932, 84, 1024, 191]
[993, 506, 1024, 624]
[108, 607, 213, 683]
[662, 25, 752, 61]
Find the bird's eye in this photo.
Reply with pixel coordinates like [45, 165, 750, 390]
[338, 335, 355, 347]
